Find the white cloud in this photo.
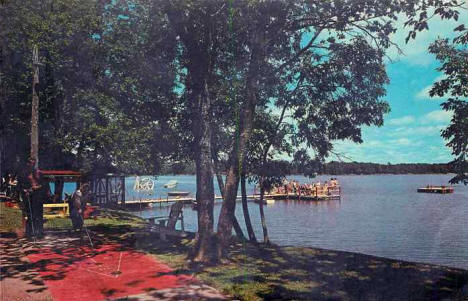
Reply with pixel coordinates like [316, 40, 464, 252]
[416, 85, 444, 100]
[386, 10, 468, 66]
[391, 138, 414, 146]
[387, 115, 415, 126]
[387, 125, 445, 137]
[421, 110, 453, 124]
[416, 75, 446, 100]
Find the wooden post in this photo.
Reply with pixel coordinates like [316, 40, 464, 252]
[31, 45, 40, 168]
[105, 177, 109, 205]
[180, 210, 185, 232]
[121, 176, 125, 205]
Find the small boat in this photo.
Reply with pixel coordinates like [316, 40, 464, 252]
[164, 180, 178, 189]
[254, 198, 275, 205]
[167, 191, 190, 197]
[417, 186, 454, 194]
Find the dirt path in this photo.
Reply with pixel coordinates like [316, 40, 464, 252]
[1, 234, 227, 301]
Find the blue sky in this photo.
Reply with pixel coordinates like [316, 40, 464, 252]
[331, 12, 468, 164]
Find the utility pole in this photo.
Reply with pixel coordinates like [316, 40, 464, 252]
[31, 45, 39, 169]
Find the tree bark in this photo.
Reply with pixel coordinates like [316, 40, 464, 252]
[165, 4, 217, 263]
[241, 172, 256, 242]
[213, 149, 246, 240]
[258, 177, 269, 243]
[192, 81, 215, 263]
[54, 179, 64, 202]
[212, 150, 225, 198]
[216, 34, 262, 257]
[31, 45, 39, 168]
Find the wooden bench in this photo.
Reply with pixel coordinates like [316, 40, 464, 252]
[145, 213, 185, 230]
[145, 224, 193, 241]
[43, 203, 69, 219]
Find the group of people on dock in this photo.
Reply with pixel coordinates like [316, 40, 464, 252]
[268, 178, 339, 197]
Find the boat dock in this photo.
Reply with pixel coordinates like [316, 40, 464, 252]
[417, 186, 454, 194]
[122, 187, 341, 207]
[123, 197, 195, 207]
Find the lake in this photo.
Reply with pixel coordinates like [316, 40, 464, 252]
[65, 174, 468, 269]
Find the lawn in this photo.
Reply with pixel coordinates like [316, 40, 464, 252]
[0, 202, 23, 232]
[0, 202, 145, 233]
[133, 234, 468, 301]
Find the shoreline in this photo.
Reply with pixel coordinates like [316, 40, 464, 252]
[131, 228, 468, 301]
[145, 173, 457, 176]
[2, 205, 467, 300]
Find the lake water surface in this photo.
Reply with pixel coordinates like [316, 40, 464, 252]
[67, 174, 468, 269]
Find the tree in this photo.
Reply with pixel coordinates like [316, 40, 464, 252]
[428, 37, 467, 184]
[402, 1, 467, 184]
[164, 0, 234, 262]
[0, 0, 178, 175]
[215, 0, 405, 257]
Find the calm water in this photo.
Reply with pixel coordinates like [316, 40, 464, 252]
[64, 174, 468, 269]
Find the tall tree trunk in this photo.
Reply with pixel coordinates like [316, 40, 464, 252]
[0, 43, 4, 178]
[192, 81, 215, 263]
[241, 172, 256, 242]
[258, 177, 269, 243]
[54, 179, 64, 202]
[31, 45, 39, 168]
[217, 36, 262, 257]
[255, 95, 294, 244]
[212, 150, 225, 198]
[213, 150, 245, 240]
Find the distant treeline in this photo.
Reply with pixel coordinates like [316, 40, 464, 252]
[159, 161, 452, 175]
[313, 161, 452, 175]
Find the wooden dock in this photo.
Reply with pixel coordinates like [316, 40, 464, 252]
[123, 197, 195, 206]
[122, 187, 341, 207]
[417, 186, 454, 194]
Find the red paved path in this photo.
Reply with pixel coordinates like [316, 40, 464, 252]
[27, 244, 195, 301]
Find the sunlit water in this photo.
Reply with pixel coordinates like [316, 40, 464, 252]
[64, 174, 468, 270]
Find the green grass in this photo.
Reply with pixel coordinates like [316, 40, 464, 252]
[133, 237, 468, 301]
[0, 202, 146, 233]
[0, 202, 23, 232]
[44, 208, 146, 230]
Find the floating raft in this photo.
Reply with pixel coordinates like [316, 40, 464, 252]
[260, 193, 341, 201]
[417, 186, 454, 194]
[262, 185, 342, 201]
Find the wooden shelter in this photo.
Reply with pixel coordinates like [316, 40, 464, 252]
[90, 173, 125, 207]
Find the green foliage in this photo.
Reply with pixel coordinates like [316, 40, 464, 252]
[428, 38, 467, 184]
[1, 0, 178, 175]
[1, 0, 465, 181]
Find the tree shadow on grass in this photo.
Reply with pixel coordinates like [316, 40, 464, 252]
[132, 235, 467, 301]
[220, 243, 468, 301]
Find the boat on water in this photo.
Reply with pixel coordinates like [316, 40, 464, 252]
[254, 198, 275, 205]
[164, 180, 178, 189]
[167, 191, 190, 197]
[417, 185, 454, 194]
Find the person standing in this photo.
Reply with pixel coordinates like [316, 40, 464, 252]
[69, 183, 90, 231]
[18, 158, 44, 239]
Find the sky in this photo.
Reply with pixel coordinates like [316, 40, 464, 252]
[330, 11, 468, 164]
